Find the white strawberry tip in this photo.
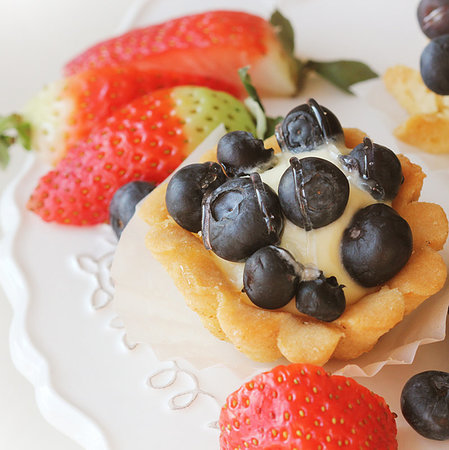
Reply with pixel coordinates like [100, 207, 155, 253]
[22, 79, 72, 166]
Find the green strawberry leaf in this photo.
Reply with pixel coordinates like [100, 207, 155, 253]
[270, 10, 295, 55]
[0, 136, 12, 168]
[306, 60, 378, 94]
[238, 66, 265, 112]
[269, 11, 308, 90]
[238, 66, 283, 139]
[0, 114, 32, 168]
[270, 9, 378, 94]
[243, 97, 267, 140]
[265, 115, 283, 139]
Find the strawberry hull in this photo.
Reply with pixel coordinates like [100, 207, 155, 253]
[64, 11, 298, 97]
[27, 86, 256, 226]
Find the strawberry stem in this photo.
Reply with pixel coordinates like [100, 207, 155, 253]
[238, 67, 283, 139]
[0, 114, 32, 168]
[269, 10, 378, 94]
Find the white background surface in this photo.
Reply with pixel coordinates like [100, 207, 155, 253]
[0, 2, 128, 449]
[1, 0, 449, 449]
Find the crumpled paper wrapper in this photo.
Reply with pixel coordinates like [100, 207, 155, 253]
[111, 125, 449, 379]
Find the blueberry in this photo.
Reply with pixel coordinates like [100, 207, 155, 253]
[166, 162, 227, 232]
[420, 34, 449, 95]
[340, 137, 403, 201]
[296, 272, 345, 322]
[341, 203, 413, 287]
[109, 181, 155, 238]
[401, 370, 449, 441]
[418, 0, 449, 39]
[243, 246, 301, 309]
[278, 156, 349, 230]
[202, 174, 284, 262]
[217, 130, 274, 177]
[275, 99, 344, 153]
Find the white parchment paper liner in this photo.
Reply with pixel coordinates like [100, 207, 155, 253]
[111, 124, 449, 380]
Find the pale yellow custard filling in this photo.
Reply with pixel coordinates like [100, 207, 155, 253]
[209, 141, 383, 312]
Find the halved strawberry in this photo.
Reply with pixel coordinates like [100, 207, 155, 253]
[219, 363, 398, 449]
[22, 66, 240, 165]
[64, 10, 299, 98]
[27, 86, 256, 226]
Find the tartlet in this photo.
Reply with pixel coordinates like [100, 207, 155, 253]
[139, 127, 448, 366]
[384, 65, 449, 154]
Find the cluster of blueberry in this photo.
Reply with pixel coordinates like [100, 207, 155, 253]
[418, 0, 449, 94]
[165, 99, 411, 322]
[398, 5, 449, 440]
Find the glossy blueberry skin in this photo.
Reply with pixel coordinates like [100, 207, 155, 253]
[420, 35, 449, 95]
[202, 175, 284, 262]
[341, 203, 413, 287]
[166, 162, 227, 233]
[417, 0, 449, 38]
[295, 273, 345, 322]
[340, 137, 403, 201]
[276, 99, 344, 153]
[217, 130, 274, 177]
[109, 181, 155, 238]
[278, 157, 350, 230]
[243, 246, 301, 310]
[401, 370, 449, 441]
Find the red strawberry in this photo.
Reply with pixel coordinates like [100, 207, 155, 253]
[22, 66, 240, 165]
[64, 11, 298, 98]
[219, 364, 398, 449]
[27, 86, 256, 226]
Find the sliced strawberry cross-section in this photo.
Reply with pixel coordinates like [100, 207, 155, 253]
[27, 86, 256, 226]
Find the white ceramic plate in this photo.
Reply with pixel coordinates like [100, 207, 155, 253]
[2, 0, 449, 449]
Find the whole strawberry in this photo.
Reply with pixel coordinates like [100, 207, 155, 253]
[219, 364, 397, 449]
[27, 86, 256, 226]
[64, 10, 299, 98]
[22, 66, 240, 165]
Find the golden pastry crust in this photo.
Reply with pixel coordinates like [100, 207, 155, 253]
[384, 65, 449, 153]
[140, 129, 448, 365]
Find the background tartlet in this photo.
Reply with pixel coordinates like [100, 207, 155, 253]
[384, 65, 449, 154]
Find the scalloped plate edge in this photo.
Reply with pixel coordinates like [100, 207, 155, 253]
[0, 152, 110, 450]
